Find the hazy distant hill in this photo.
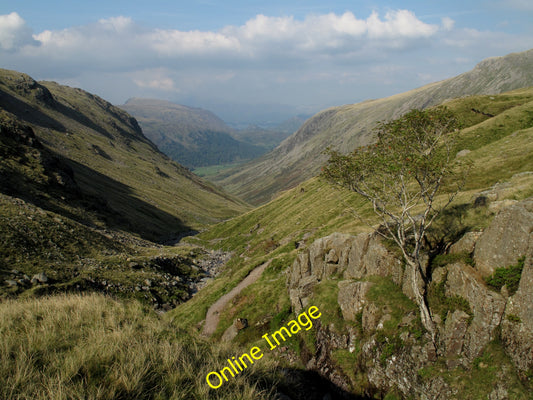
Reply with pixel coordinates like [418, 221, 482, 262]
[0, 70, 247, 242]
[231, 114, 311, 150]
[215, 48, 533, 205]
[120, 98, 267, 168]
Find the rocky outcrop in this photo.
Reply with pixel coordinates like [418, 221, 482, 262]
[337, 281, 374, 322]
[289, 232, 404, 313]
[443, 263, 506, 362]
[287, 197, 533, 398]
[501, 247, 533, 377]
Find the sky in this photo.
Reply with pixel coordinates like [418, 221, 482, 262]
[1, 0, 533, 124]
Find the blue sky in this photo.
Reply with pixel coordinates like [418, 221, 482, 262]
[1, 0, 533, 123]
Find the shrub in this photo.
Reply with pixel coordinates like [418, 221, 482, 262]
[485, 256, 525, 295]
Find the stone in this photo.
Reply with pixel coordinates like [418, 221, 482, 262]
[501, 250, 533, 376]
[474, 198, 533, 277]
[456, 149, 471, 157]
[362, 303, 380, 334]
[5, 279, 18, 287]
[234, 318, 248, 330]
[443, 310, 470, 358]
[445, 263, 506, 361]
[32, 272, 48, 284]
[337, 281, 374, 321]
[449, 231, 482, 255]
[221, 324, 238, 342]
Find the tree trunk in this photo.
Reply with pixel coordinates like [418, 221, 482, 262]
[407, 258, 436, 343]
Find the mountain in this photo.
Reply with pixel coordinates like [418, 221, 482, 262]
[230, 114, 311, 150]
[120, 98, 267, 168]
[0, 70, 247, 243]
[214, 48, 533, 205]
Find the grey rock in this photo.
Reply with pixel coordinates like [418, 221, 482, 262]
[5, 279, 18, 287]
[474, 198, 533, 277]
[221, 324, 238, 342]
[289, 232, 403, 312]
[501, 249, 533, 376]
[443, 310, 470, 358]
[449, 231, 482, 255]
[337, 280, 373, 321]
[32, 272, 48, 284]
[445, 262, 506, 361]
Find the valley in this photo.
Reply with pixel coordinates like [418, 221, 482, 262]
[2, 48, 533, 400]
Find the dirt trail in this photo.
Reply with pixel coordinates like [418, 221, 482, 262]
[201, 261, 270, 337]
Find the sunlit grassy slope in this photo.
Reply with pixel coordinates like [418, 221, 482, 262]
[0, 294, 280, 400]
[173, 86, 533, 338]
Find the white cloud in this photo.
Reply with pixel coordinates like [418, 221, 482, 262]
[441, 17, 455, 31]
[1, 9, 530, 113]
[21, 9, 440, 64]
[0, 12, 37, 50]
[366, 10, 438, 39]
[149, 29, 240, 56]
[134, 77, 176, 91]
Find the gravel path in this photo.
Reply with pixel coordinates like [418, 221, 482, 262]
[201, 261, 270, 337]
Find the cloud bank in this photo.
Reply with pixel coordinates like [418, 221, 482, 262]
[1, 9, 530, 119]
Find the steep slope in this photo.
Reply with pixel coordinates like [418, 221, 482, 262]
[120, 98, 266, 168]
[216, 48, 533, 205]
[0, 69, 247, 241]
[173, 87, 533, 399]
[0, 68, 250, 308]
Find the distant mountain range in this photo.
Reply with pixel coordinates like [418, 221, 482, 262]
[211, 48, 533, 205]
[120, 98, 305, 168]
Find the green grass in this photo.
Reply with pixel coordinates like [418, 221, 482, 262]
[417, 341, 530, 399]
[0, 294, 281, 400]
[193, 161, 248, 179]
[485, 256, 526, 295]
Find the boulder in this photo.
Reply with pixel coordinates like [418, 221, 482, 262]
[474, 198, 533, 277]
[32, 272, 49, 284]
[337, 281, 374, 321]
[449, 231, 482, 255]
[444, 263, 506, 361]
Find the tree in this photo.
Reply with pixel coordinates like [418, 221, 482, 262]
[322, 107, 467, 341]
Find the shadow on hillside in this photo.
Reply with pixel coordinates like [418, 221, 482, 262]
[1, 152, 190, 244]
[0, 89, 66, 131]
[254, 368, 369, 400]
[65, 159, 191, 243]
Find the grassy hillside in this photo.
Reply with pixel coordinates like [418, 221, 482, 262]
[0, 69, 249, 308]
[215, 48, 533, 205]
[0, 293, 282, 400]
[0, 70, 248, 241]
[173, 86, 533, 362]
[2, 76, 533, 399]
[120, 98, 267, 168]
